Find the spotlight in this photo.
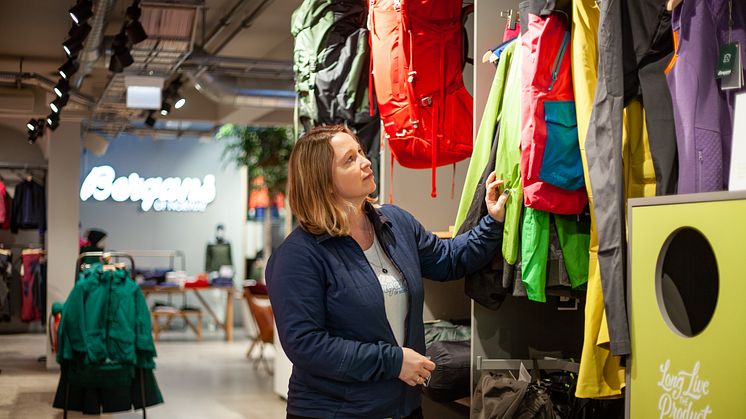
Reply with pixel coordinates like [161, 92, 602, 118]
[125, 20, 148, 44]
[50, 94, 70, 113]
[27, 118, 45, 144]
[58, 58, 79, 80]
[54, 78, 70, 97]
[160, 100, 171, 116]
[46, 113, 60, 131]
[174, 97, 186, 109]
[69, 0, 93, 25]
[64, 22, 92, 56]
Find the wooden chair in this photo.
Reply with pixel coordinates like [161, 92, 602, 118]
[244, 286, 274, 374]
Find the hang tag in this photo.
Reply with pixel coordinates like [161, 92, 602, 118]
[716, 42, 738, 79]
[519, 362, 532, 382]
[721, 42, 743, 90]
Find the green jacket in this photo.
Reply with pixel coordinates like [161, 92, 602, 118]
[57, 264, 156, 373]
[54, 264, 162, 413]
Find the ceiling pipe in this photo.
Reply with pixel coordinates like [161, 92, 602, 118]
[70, 0, 116, 89]
[0, 71, 95, 107]
[202, 0, 252, 50]
[187, 70, 295, 109]
[211, 0, 274, 54]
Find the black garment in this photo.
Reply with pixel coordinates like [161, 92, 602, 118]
[10, 179, 46, 234]
[287, 407, 424, 419]
[205, 243, 232, 272]
[31, 260, 46, 326]
[460, 126, 509, 310]
[621, 0, 678, 195]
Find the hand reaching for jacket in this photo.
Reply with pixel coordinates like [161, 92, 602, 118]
[399, 347, 436, 387]
[485, 171, 509, 223]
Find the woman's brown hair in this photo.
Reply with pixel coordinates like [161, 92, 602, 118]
[287, 124, 376, 236]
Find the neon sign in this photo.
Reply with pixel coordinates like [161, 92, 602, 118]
[80, 165, 216, 212]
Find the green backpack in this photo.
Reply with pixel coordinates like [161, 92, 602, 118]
[291, 0, 375, 130]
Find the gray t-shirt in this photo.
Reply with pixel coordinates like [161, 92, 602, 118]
[363, 235, 408, 346]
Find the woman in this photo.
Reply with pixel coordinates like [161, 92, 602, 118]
[266, 125, 508, 419]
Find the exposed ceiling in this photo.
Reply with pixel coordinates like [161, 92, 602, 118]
[0, 0, 303, 139]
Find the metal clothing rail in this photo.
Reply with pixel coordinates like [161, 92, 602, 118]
[114, 249, 186, 271]
[76, 251, 137, 275]
[476, 356, 580, 374]
[0, 162, 48, 170]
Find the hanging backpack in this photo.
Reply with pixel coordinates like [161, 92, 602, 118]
[291, 0, 375, 130]
[369, 0, 473, 197]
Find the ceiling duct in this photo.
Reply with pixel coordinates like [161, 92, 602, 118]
[70, 0, 117, 89]
[189, 70, 295, 109]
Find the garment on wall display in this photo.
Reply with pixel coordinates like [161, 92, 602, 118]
[571, 0, 626, 399]
[205, 242, 232, 273]
[10, 179, 46, 234]
[519, 0, 587, 215]
[666, 0, 746, 193]
[0, 251, 11, 322]
[0, 179, 9, 228]
[20, 250, 44, 323]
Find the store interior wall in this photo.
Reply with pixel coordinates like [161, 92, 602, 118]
[79, 135, 246, 285]
[0, 122, 49, 334]
[44, 121, 81, 368]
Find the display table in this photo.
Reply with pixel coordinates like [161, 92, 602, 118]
[140, 285, 235, 341]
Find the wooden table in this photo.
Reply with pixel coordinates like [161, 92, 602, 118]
[140, 285, 235, 341]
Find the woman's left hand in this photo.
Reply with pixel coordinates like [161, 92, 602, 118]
[485, 172, 509, 223]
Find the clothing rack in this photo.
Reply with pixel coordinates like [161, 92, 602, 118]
[76, 251, 137, 275]
[65, 251, 146, 419]
[476, 356, 579, 374]
[115, 249, 186, 271]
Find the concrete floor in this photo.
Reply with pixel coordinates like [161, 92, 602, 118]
[0, 332, 286, 419]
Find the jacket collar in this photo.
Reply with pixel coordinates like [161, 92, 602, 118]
[314, 202, 391, 243]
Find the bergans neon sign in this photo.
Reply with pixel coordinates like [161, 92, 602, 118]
[80, 165, 216, 212]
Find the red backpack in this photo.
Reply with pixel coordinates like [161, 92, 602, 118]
[369, 0, 473, 197]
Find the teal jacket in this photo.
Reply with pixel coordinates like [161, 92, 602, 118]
[54, 264, 162, 413]
[57, 264, 156, 374]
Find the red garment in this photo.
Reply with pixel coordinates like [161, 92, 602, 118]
[520, 12, 587, 214]
[0, 180, 8, 229]
[503, 22, 520, 42]
[21, 252, 42, 322]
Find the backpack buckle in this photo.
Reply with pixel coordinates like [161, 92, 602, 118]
[411, 120, 419, 129]
[407, 71, 417, 83]
[421, 97, 432, 107]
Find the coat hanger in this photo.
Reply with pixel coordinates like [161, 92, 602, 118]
[666, 0, 683, 11]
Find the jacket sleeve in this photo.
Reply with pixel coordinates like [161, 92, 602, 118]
[405, 209, 504, 281]
[133, 285, 157, 369]
[56, 280, 88, 364]
[266, 242, 403, 383]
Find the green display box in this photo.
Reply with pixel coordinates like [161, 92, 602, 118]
[628, 191, 746, 418]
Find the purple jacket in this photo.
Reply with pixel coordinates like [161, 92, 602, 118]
[667, 0, 746, 193]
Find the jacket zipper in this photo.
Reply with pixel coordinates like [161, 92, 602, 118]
[104, 268, 113, 362]
[697, 150, 703, 192]
[547, 31, 570, 92]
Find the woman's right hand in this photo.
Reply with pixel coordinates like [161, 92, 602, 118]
[398, 347, 436, 386]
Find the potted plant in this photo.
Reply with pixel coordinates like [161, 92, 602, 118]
[216, 125, 294, 264]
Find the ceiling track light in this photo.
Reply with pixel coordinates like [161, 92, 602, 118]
[174, 97, 186, 109]
[46, 113, 60, 131]
[69, 0, 93, 25]
[63, 38, 84, 58]
[27, 118, 46, 144]
[54, 78, 70, 97]
[26, 119, 36, 131]
[126, 20, 148, 44]
[50, 94, 70, 113]
[58, 58, 79, 80]
[160, 100, 171, 116]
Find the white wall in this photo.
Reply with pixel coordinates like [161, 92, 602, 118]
[45, 121, 81, 368]
[78, 135, 246, 282]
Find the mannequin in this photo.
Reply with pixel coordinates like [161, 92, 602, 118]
[205, 224, 233, 273]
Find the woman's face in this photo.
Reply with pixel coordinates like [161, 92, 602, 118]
[329, 132, 375, 205]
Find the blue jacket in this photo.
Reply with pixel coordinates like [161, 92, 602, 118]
[266, 204, 503, 418]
